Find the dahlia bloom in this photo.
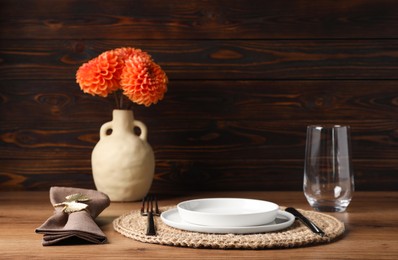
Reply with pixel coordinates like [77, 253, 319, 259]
[120, 54, 168, 107]
[76, 50, 122, 97]
[76, 47, 167, 107]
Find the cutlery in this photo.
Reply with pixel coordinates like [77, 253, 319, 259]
[141, 194, 160, 236]
[285, 207, 325, 237]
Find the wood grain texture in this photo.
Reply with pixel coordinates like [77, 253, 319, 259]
[1, 0, 398, 39]
[1, 157, 397, 191]
[1, 191, 397, 259]
[1, 0, 398, 191]
[1, 40, 398, 80]
[2, 79, 398, 191]
[2, 80, 398, 152]
[3, 80, 398, 121]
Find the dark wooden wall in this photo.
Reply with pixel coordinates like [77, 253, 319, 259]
[1, 0, 398, 192]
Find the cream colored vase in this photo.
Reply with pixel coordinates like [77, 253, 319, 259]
[91, 109, 155, 201]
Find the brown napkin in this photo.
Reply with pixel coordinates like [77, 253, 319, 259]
[36, 186, 110, 246]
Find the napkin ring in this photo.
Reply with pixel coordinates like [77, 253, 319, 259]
[53, 193, 90, 214]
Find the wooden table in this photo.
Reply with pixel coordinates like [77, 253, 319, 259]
[1, 191, 397, 259]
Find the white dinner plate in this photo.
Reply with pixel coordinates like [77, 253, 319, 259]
[161, 208, 295, 234]
[177, 198, 279, 227]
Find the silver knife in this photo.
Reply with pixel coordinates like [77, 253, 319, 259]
[285, 207, 325, 237]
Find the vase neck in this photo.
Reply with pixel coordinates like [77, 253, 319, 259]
[111, 109, 134, 134]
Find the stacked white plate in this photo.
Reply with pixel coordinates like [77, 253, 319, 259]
[160, 198, 295, 234]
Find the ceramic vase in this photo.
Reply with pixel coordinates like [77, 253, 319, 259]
[91, 109, 155, 201]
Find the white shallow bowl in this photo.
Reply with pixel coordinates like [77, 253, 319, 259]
[177, 198, 279, 227]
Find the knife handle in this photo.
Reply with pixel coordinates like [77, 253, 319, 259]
[286, 207, 325, 236]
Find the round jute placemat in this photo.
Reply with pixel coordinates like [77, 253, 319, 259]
[113, 206, 345, 249]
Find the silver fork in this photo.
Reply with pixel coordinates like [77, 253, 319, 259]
[140, 194, 160, 236]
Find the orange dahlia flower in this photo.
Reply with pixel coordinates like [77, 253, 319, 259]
[76, 47, 167, 107]
[115, 47, 150, 62]
[120, 54, 168, 107]
[76, 50, 123, 97]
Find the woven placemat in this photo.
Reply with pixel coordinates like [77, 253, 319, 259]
[113, 206, 345, 249]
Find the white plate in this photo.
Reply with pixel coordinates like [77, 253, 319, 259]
[161, 208, 295, 234]
[177, 198, 279, 227]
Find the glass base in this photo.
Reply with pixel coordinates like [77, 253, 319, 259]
[311, 205, 347, 212]
[305, 197, 351, 212]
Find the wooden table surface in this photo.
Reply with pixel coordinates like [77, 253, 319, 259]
[1, 191, 397, 259]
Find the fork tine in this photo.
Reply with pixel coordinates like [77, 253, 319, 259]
[154, 195, 160, 215]
[146, 195, 150, 213]
[141, 195, 151, 216]
[140, 196, 146, 215]
[150, 195, 154, 213]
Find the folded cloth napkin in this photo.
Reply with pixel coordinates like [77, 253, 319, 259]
[36, 186, 110, 246]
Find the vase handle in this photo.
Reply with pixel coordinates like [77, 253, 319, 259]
[99, 122, 113, 139]
[133, 120, 147, 141]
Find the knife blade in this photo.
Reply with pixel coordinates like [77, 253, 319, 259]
[285, 207, 325, 237]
